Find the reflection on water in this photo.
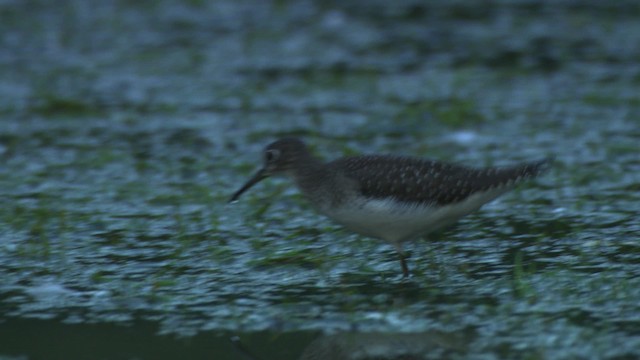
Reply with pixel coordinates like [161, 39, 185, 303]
[298, 331, 465, 360]
[229, 330, 467, 360]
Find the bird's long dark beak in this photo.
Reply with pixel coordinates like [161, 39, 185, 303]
[228, 168, 268, 203]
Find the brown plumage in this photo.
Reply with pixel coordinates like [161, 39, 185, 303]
[230, 138, 552, 277]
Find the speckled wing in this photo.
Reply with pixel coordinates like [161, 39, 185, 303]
[332, 155, 551, 206]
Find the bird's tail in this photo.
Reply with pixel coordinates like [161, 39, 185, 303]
[518, 156, 554, 178]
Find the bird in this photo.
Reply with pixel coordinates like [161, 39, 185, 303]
[229, 137, 551, 277]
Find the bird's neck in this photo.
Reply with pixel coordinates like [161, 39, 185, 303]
[291, 153, 327, 187]
[291, 154, 358, 213]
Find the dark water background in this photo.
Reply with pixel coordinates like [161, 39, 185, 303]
[1, 0, 639, 359]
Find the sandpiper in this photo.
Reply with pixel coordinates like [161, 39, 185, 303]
[229, 138, 551, 277]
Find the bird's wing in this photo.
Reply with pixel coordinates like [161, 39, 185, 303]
[332, 155, 551, 206]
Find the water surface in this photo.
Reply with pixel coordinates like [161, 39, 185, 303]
[1, 0, 639, 359]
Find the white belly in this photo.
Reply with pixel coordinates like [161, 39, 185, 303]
[320, 187, 511, 243]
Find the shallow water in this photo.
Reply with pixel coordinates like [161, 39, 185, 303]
[1, 0, 639, 359]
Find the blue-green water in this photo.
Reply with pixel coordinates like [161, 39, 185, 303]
[1, 1, 639, 359]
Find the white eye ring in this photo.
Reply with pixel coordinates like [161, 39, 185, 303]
[265, 149, 281, 163]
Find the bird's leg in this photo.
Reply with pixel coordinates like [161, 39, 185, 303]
[400, 255, 410, 278]
[393, 243, 410, 278]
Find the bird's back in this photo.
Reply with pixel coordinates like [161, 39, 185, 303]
[332, 155, 551, 207]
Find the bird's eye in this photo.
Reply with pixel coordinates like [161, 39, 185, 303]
[265, 149, 280, 163]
